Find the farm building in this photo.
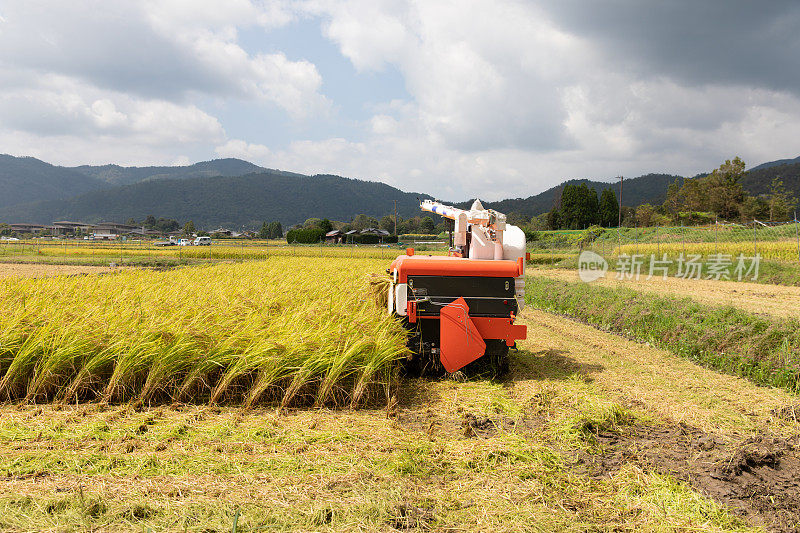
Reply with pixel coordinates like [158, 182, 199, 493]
[52, 221, 94, 235]
[344, 229, 359, 243]
[360, 228, 391, 243]
[325, 229, 343, 243]
[92, 222, 141, 240]
[360, 228, 390, 236]
[8, 223, 47, 234]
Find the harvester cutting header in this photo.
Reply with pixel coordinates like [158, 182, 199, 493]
[386, 199, 527, 375]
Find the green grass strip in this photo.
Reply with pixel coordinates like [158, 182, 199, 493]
[526, 276, 800, 393]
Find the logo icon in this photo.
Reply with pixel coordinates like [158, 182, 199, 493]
[578, 251, 608, 282]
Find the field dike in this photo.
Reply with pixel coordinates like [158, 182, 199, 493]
[0, 257, 408, 407]
[533, 267, 800, 320]
[525, 274, 800, 393]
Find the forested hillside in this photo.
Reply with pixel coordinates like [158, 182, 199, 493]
[749, 157, 800, 172]
[0, 155, 106, 208]
[72, 158, 271, 186]
[741, 162, 800, 197]
[1, 152, 799, 228]
[0, 171, 432, 228]
[460, 174, 683, 219]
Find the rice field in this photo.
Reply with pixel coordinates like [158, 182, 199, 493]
[0, 241, 424, 261]
[615, 240, 800, 262]
[0, 257, 408, 407]
[0, 263, 120, 279]
[4, 245, 800, 529]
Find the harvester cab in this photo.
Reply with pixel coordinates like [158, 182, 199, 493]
[387, 199, 527, 375]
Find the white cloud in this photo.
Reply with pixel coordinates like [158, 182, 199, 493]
[215, 139, 273, 161]
[4, 0, 800, 203]
[0, 75, 224, 143]
[305, 0, 587, 152]
[286, 0, 800, 199]
[0, 72, 225, 166]
[0, 0, 325, 168]
[143, 0, 295, 33]
[0, 1, 327, 116]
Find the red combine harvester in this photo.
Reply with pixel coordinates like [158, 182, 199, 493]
[387, 199, 527, 375]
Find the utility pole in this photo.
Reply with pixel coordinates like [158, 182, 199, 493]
[617, 176, 623, 251]
[394, 200, 397, 236]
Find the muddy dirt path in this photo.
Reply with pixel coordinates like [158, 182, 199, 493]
[516, 309, 800, 530]
[530, 268, 800, 319]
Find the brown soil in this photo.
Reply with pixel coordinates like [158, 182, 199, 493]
[531, 267, 800, 319]
[573, 421, 800, 531]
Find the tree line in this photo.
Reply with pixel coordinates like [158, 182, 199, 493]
[288, 214, 443, 236]
[510, 157, 800, 231]
[541, 184, 619, 230]
[662, 157, 797, 223]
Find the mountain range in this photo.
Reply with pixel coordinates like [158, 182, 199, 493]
[0, 154, 797, 228]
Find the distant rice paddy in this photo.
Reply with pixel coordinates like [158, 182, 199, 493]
[0, 263, 119, 279]
[0, 240, 422, 261]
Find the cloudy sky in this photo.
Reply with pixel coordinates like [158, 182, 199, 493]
[0, 1, 798, 200]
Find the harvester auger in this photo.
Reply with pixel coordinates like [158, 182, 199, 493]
[387, 199, 527, 376]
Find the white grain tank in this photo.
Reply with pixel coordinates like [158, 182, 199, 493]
[502, 224, 526, 310]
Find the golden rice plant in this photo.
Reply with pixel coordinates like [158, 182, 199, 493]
[367, 273, 391, 309]
[0, 257, 408, 407]
[13, 242, 427, 261]
[615, 241, 800, 262]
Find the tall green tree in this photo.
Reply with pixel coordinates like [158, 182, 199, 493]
[183, 220, 196, 236]
[663, 179, 682, 218]
[258, 221, 270, 239]
[634, 204, 656, 226]
[598, 188, 619, 227]
[268, 221, 283, 238]
[560, 183, 599, 229]
[420, 216, 435, 233]
[545, 207, 560, 230]
[352, 214, 370, 230]
[679, 157, 746, 220]
[558, 184, 578, 228]
[768, 177, 797, 221]
[379, 215, 396, 233]
[706, 157, 746, 219]
[741, 196, 769, 220]
[155, 218, 180, 232]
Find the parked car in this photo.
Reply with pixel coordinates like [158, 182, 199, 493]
[193, 236, 211, 246]
[178, 239, 192, 246]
